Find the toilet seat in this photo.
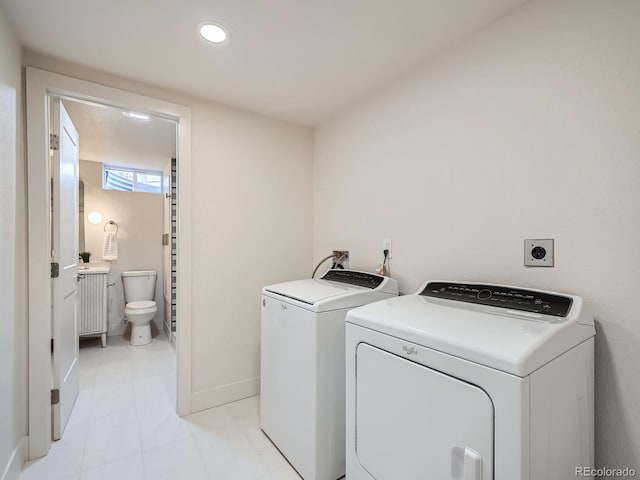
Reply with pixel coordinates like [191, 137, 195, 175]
[126, 300, 156, 310]
[125, 300, 157, 316]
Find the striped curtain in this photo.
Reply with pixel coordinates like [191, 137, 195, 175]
[171, 159, 177, 332]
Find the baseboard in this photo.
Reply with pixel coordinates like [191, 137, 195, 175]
[1, 436, 28, 480]
[191, 376, 260, 413]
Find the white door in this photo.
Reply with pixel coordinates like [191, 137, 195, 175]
[51, 98, 80, 440]
[356, 343, 494, 479]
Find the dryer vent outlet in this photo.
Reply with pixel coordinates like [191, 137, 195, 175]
[524, 239, 554, 267]
[332, 250, 349, 269]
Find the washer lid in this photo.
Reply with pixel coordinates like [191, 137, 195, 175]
[263, 271, 398, 312]
[346, 281, 595, 377]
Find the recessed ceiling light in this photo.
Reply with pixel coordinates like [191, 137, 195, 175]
[122, 111, 150, 121]
[199, 22, 227, 44]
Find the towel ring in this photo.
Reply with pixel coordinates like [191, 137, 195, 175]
[104, 220, 119, 233]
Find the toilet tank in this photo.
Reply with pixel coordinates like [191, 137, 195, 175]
[122, 270, 157, 303]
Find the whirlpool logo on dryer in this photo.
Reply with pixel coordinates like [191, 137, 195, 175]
[402, 345, 418, 355]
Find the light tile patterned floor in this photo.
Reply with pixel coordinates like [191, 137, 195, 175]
[20, 335, 299, 480]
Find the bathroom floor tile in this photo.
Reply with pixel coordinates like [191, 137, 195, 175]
[67, 388, 94, 425]
[90, 382, 136, 419]
[80, 454, 145, 480]
[186, 405, 236, 431]
[240, 422, 290, 474]
[189, 413, 274, 480]
[224, 395, 260, 422]
[82, 407, 142, 470]
[133, 372, 174, 410]
[142, 437, 209, 480]
[19, 421, 88, 480]
[257, 465, 302, 480]
[21, 333, 296, 480]
[138, 397, 191, 451]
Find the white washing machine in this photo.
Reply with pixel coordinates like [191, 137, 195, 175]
[261, 269, 398, 480]
[346, 281, 595, 480]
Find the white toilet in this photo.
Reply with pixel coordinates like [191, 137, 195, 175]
[122, 270, 158, 346]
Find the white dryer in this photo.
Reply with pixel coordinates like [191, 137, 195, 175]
[261, 270, 398, 480]
[346, 281, 595, 480]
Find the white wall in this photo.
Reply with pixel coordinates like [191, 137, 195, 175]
[314, 0, 640, 472]
[80, 160, 166, 336]
[188, 101, 312, 408]
[25, 52, 314, 410]
[0, 7, 27, 478]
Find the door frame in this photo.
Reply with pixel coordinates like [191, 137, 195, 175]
[26, 67, 193, 459]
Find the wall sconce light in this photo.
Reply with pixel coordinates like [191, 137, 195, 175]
[88, 211, 102, 225]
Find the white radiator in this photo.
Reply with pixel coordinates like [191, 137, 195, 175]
[78, 272, 108, 344]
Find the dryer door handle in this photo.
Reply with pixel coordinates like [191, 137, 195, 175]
[464, 447, 482, 480]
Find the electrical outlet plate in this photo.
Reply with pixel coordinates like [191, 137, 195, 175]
[332, 250, 349, 269]
[524, 239, 554, 267]
[383, 238, 392, 259]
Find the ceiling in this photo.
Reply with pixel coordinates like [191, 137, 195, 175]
[2, 0, 526, 125]
[63, 100, 176, 170]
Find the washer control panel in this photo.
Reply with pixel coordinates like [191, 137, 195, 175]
[420, 282, 572, 317]
[322, 270, 384, 289]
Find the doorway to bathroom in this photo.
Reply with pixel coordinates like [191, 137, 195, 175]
[57, 96, 180, 445]
[64, 99, 178, 348]
[26, 67, 193, 460]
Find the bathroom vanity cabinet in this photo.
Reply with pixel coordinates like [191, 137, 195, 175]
[77, 263, 111, 347]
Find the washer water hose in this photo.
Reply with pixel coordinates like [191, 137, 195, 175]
[312, 252, 347, 278]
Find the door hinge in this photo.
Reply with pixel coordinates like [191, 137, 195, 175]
[51, 389, 60, 406]
[51, 262, 60, 278]
[49, 133, 59, 151]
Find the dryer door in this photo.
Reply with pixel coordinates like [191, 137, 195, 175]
[356, 343, 494, 479]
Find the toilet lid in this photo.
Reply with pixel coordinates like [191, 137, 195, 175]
[127, 300, 156, 310]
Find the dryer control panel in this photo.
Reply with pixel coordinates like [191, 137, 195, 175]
[322, 270, 384, 289]
[420, 282, 572, 317]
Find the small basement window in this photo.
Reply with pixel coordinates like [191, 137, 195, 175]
[103, 165, 162, 194]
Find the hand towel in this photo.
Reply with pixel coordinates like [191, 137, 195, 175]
[102, 231, 118, 261]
